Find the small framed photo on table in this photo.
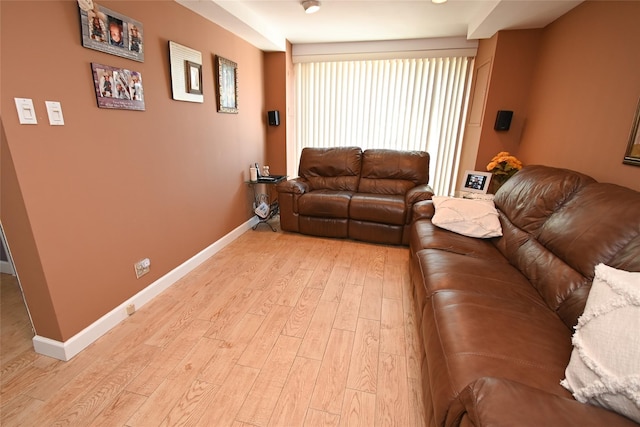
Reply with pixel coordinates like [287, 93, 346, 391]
[461, 170, 492, 194]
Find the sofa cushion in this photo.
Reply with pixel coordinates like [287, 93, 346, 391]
[451, 377, 640, 427]
[493, 165, 595, 236]
[422, 290, 573, 426]
[410, 220, 504, 261]
[494, 177, 640, 329]
[298, 146, 362, 192]
[358, 149, 429, 194]
[299, 217, 348, 238]
[431, 196, 502, 238]
[349, 193, 405, 225]
[537, 183, 640, 279]
[489, 165, 640, 330]
[493, 212, 590, 328]
[414, 248, 541, 303]
[561, 264, 640, 423]
[298, 190, 353, 218]
[348, 220, 403, 245]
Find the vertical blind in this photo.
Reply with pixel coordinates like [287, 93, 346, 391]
[294, 56, 473, 196]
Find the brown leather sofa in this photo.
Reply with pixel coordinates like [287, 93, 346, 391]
[409, 165, 640, 426]
[276, 147, 433, 245]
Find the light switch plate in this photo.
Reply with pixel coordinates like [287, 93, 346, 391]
[45, 101, 65, 126]
[14, 98, 38, 125]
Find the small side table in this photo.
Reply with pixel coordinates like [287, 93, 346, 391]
[246, 175, 287, 231]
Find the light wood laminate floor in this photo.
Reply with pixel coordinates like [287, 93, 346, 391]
[1, 224, 426, 426]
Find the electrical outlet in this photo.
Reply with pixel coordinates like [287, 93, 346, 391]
[126, 304, 136, 315]
[134, 258, 150, 278]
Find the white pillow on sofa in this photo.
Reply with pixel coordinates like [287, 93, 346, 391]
[561, 263, 640, 422]
[431, 196, 502, 238]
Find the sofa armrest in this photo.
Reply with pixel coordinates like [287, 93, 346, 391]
[405, 185, 434, 224]
[411, 200, 435, 223]
[276, 178, 309, 195]
[406, 184, 434, 205]
[446, 377, 638, 427]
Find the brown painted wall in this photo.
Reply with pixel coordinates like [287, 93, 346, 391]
[471, 1, 639, 191]
[264, 51, 287, 175]
[517, 1, 640, 190]
[474, 30, 542, 171]
[263, 41, 294, 178]
[1, 122, 62, 339]
[457, 36, 496, 188]
[1, 1, 266, 341]
[285, 42, 297, 177]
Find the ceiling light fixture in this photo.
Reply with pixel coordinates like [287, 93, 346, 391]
[432, 0, 448, 3]
[302, 0, 320, 14]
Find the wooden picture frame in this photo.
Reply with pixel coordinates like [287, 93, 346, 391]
[79, 4, 144, 62]
[186, 61, 203, 95]
[623, 96, 640, 166]
[215, 55, 238, 114]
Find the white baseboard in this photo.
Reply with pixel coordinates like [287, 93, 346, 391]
[33, 216, 259, 361]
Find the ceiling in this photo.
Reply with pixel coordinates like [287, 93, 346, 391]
[176, 0, 583, 52]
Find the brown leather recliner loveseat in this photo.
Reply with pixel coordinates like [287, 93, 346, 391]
[409, 165, 640, 426]
[276, 146, 434, 245]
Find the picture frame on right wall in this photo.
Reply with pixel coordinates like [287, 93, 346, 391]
[623, 96, 640, 166]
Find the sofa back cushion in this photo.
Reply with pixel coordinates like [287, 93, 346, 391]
[538, 183, 640, 326]
[538, 183, 640, 277]
[493, 165, 640, 329]
[298, 147, 362, 191]
[493, 165, 596, 236]
[358, 149, 429, 195]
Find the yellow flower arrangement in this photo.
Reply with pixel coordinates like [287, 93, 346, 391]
[486, 151, 523, 187]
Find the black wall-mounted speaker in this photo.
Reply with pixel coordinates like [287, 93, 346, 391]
[268, 110, 280, 126]
[494, 110, 513, 131]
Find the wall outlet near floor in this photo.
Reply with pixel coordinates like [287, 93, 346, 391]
[126, 303, 136, 315]
[134, 258, 151, 278]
